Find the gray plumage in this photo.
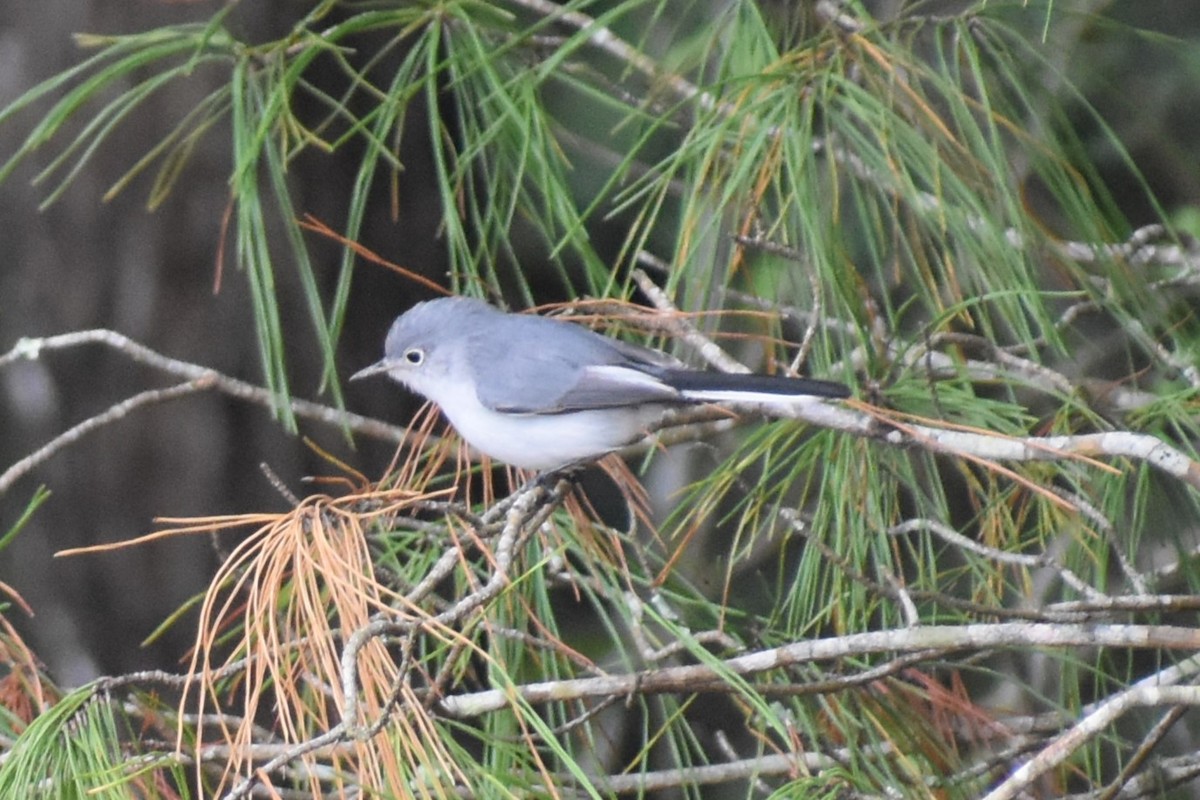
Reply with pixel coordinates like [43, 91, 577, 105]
[353, 296, 849, 469]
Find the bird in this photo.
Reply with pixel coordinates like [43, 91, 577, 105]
[352, 297, 850, 470]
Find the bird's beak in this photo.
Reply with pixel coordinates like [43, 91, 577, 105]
[350, 359, 393, 381]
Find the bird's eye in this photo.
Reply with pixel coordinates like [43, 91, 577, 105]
[403, 347, 424, 365]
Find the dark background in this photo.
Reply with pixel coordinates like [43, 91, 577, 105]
[0, 1, 1198, 684]
[0, 1, 453, 681]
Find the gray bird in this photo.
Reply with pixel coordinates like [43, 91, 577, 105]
[352, 297, 850, 470]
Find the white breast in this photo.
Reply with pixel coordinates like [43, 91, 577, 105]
[431, 382, 667, 470]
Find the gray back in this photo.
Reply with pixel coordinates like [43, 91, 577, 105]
[385, 297, 682, 414]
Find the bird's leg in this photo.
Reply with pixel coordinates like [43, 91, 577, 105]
[528, 467, 586, 511]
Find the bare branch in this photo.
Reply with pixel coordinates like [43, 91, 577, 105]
[1096, 704, 1188, 800]
[983, 685, 1200, 800]
[0, 378, 211, 495]
[0, 329, 409, 444]
[869, 414, 1200, 491]
[436, 622, 1200, 718]
[630, 267, 752, 374]
[888, 518, 1108, 602]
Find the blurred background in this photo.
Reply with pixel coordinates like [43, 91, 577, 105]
[0, 0, 1198, 685]
[0, 1, 454, 681]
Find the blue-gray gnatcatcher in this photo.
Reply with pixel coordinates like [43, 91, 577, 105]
[352, 297, 850, 470]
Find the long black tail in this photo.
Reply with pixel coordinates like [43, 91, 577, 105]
[657, 368, 851, 399]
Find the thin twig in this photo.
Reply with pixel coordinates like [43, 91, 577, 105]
[0, 378, 212, 495]
[1096, 704, 1189, 800]
[504, 0, 725, 115]
[888, 518, 1108, 603]
[1046, 485, 1149, 595]
[982, 685, 1200, 800]
[0, 329, 409, 438]
[630, 267, 751, 374]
